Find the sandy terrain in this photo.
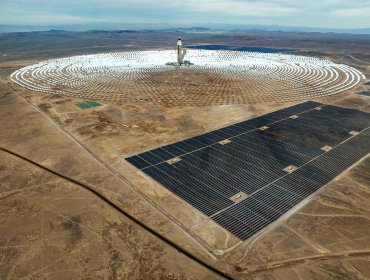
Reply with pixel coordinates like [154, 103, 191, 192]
[1, 30, 370, 279]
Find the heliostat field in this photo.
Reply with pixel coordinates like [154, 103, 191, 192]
[11, 50, 365, 106]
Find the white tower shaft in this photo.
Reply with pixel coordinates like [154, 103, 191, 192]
[177, 38, 185, 65]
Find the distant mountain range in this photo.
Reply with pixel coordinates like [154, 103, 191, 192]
[1, 23, 370, 35]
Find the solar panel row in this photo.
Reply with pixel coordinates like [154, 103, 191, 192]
[144, 165, 234, 216]
[126, 101, 370, 240]
[212, 129, 370, 240]
[126, 101, 322, 169]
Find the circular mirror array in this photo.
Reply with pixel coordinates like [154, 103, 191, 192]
[11, 50, 365, 106]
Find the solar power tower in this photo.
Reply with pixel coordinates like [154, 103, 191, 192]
[177, 37, 186, 65]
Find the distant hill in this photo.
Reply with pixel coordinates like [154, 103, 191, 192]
[0, 23, 370, 35]
[162, 27, 213, 33]
[227, 24, 370, 35]
[0, 24, 55, 33]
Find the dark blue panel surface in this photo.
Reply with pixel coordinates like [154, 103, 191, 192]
[126, 102, 370, 241]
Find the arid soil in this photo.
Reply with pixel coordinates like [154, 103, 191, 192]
[1, 31, 370, 279]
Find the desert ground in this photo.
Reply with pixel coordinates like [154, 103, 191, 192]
[1, 30, 370, 279]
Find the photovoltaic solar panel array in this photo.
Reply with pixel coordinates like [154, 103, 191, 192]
[126, 101, 370, 240]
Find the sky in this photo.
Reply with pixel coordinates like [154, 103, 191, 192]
[1, 0, 370, 29]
